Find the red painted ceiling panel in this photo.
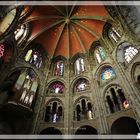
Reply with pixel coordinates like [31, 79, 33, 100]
[26, 5, 109, 59]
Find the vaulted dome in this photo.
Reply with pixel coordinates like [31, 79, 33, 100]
[25, 5, 109, 59]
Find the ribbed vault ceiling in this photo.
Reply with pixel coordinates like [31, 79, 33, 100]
[25, 5, 110, 59]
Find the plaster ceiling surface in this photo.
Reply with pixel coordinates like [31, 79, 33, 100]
[25, 4, 110, 59]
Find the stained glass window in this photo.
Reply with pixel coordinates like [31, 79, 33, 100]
[124, 46, 138, 63]
[109, 27, 121, 42]
[25, 49, 42, 69]
[14, 24, 28, 44]
[55, 60, 64, 76]
[75, 78, 89, 92]
[75, 58, 85, 75]
[95, 46, 105, 64]
[101, 67, 115, 81]
[14, 24, 26, 41]
[48, 81, 64, 94]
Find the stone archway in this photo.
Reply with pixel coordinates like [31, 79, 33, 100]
[111, 117, 140, 134]
[40, 127, 62, 135]
[75, 125, 97, 135]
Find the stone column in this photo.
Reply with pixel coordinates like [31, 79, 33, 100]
[113, 61, 140, 121]
[93, 79, 109, 134]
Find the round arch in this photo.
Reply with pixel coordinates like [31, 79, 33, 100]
[72, 77, 90, 93]
[52, 55, 67, 63]
[111, 117, 140, 134]
[75, 125, 97, 135]
[70, 76, 90, 92]
[95, 64, 116, 85]
[46, 80, 65, 94]
[40, 127, 62, 134]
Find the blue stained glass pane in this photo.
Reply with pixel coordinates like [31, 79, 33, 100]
[101, 68, 115, 81]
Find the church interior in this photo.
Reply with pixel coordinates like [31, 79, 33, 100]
[0, 2, 140, 136]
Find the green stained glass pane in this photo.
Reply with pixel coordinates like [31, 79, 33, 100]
[99, 47, 105, 59]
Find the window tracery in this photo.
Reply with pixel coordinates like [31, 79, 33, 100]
[105, 86, 129, 114]
[74, 98, 93, 121]
[44, 101, 63, 123]
[124, 46, 138, 63]
[13, 68, 38, 108]
[117, 42, 138, 64]
[109, 27, 121, 43]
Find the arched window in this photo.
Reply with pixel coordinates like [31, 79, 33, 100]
[109, 27, 121, 43]
[101, 67, 115, 81]
[74, 98, 93, 121]
[44, 100, 63, 123]
[117, 42, 138, 64]
[48, 81, 64, 94]
[14, 23, 29, 44]
[74, 78, 90, 92]
[55, 60, 64, 76]
[95, 46, 106, 64]
[25, 49, 42, 69]
[124, 46, 138, 63]
[12, 68, 38, 109]
[75, 57, 85, 75]
[105, 86, 129, 114]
